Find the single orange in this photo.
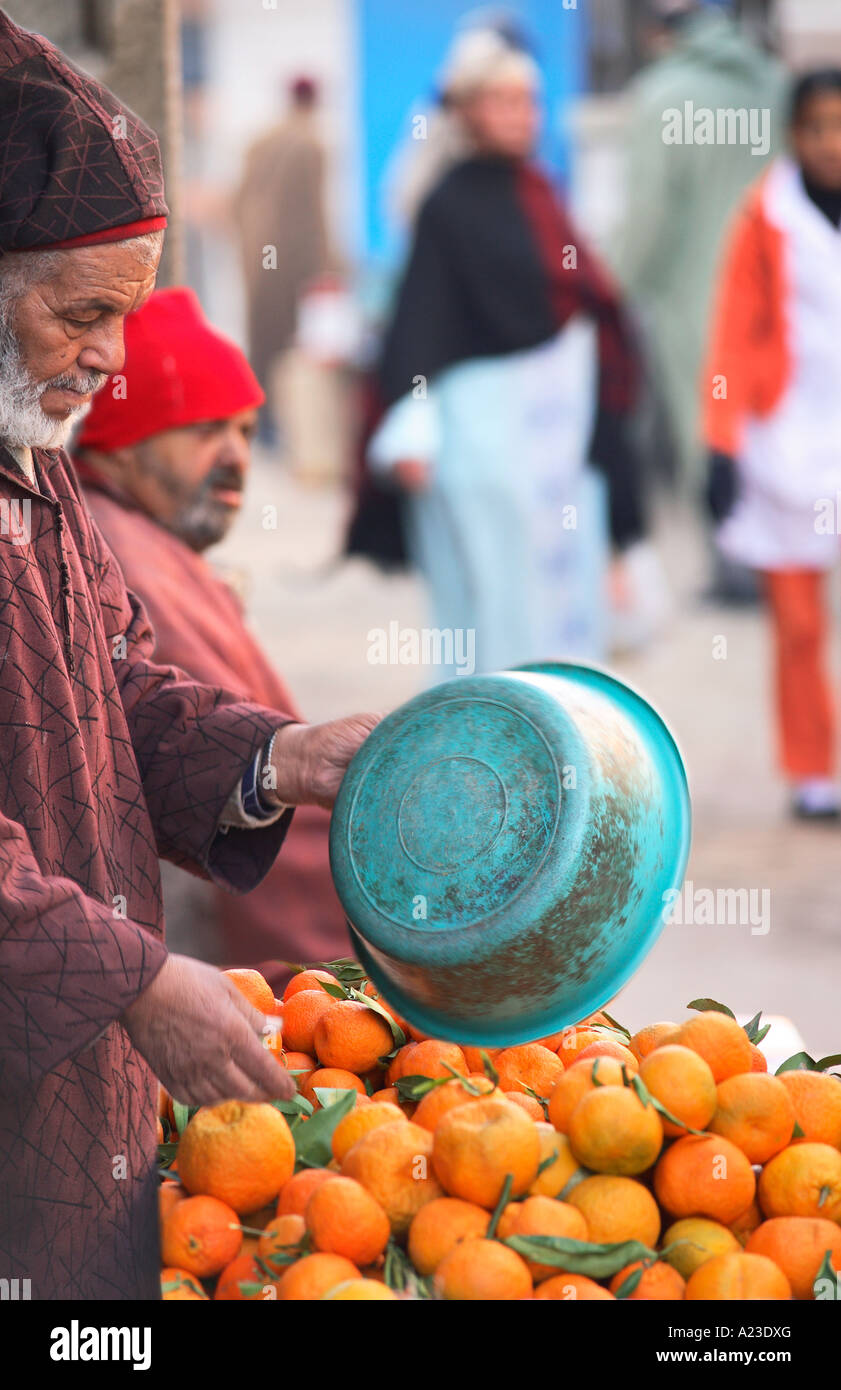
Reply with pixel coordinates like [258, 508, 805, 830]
[661, 1217, 741, 1279]
[758, 1142, 841, 1221]
[555, 1026, 609, 1064]
[432, 1096, 541, 1208]
[386, 1043, 418, 1085]
[161, 1267, 208, 1300]
[628, 1021, 680, 1062]
[568, 1085, 663, 1176]
[160, 1194, 242, 1277]
[257, 1213, 306, 1267]
[547, 1056, 627, 1133]
[529, 1124, 581, 1198]
[746, 1216, 841, 1299]
[276, 1252, 361, 1301]
[341, 1121, 444, 1236]
[281, 989, 335, 1054]
[778, 1069, 841, 1148]
[405, 1039, 468, 1080]
[370, 1086, 401, 1105]
[323, 1279, 399, 1300]
[609, 1259, 686, 1300]
[673, 1013, 753, 1083]
[567, 1175, 661, 1247]
[305, 1175, 390, 1265]
[503, 1091, 545, 1121]
[750, 1044, 768, 1072]
[282, 1051, 316, 1089]
[574, 1039, 639, 1075]
[407, 1197, 490, 1276]
[313, 1000, 394, 1073]
[276, 1167, 333, 1217]
[361, 980, 410, 1033]
[413, 1076, 496, 1132]
[214, 1253, 270, 1300]
[332, 1100, 407, 1162]
[493, 1044, 565, 1099]
[496, 1195, 588, 1281]
[708, 1072, 796, 1163]
[685, 1252, 791, 1301]
[434, 1238, 533, 1301]
[178, 1101, 295, 1214]
[534, 1273, 614, 1300]
[224, 967, 276, 1015]
[654, 1134, 756, 1225]
[638, 1044, 717, 1137]
[282, 969, 338, 1001]
[301, 1069, 367, 1109]
[462, 1046, 501, 1073]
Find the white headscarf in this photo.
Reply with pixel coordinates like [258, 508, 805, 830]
[390, 28, 541, 228]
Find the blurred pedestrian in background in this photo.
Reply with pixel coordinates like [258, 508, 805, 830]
[234, 76, 335, 448]
[366, 26, 646, 678]
[704, 69, 841, 821]
[74, 288, 349, 979]
[612, 0, 784, 599]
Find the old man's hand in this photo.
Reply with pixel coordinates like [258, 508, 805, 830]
[268, 712, 381, 810]
[122, 953, 296, 1106]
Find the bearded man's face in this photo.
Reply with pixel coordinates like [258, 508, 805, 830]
[0, 240, 160, 450]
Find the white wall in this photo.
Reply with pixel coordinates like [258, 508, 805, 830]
[192, 0, 361, 337]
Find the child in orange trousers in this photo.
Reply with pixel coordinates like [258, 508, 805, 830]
[704, 70, 841, 818]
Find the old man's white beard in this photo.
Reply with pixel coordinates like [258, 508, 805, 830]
[0, 319, 106, 450]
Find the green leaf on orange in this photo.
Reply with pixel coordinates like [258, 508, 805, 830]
[486, 1173, 514, 1239]
[348, 986, 407, 1049]
[814, 1250, 840, 1300]
[503, 1235, 656, 1278]
[630, 1073, 706, 1136]
[687, 998, 736, 1019]
[481, 1050, 500, 1088]
[396, 1073, 446, 1102]
[293, 1086, 357, 1169]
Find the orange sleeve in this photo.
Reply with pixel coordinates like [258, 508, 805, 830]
[702, 183, 788, 457]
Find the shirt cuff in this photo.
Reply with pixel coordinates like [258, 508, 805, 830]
[219, 730, 289, 831]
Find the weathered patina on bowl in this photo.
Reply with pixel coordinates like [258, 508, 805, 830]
[329, 662, 690, 1046]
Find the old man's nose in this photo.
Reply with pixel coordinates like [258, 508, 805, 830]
[77, 319, 127, 379]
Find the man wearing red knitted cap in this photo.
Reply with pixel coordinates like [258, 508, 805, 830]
[0, 13, 375, 1299]
[74, 287, 350, 976]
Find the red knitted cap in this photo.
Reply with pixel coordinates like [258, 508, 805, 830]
[76, 288, 265, 452]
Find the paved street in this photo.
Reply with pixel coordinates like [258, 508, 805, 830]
[214, 453, 841, 1058]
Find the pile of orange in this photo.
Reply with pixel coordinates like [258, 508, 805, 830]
[158, 966, 841, 1301]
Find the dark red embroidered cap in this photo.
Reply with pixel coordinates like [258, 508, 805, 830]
[0, 10, 168, 253]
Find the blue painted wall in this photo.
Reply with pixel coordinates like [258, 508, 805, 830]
[353, 0, 588, 263]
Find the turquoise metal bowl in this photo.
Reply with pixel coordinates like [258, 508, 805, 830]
[329, 662, 690, 1045]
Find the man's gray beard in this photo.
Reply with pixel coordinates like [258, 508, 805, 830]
[0, 313, 104, 450]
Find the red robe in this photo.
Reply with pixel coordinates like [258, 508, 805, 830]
[0, 446, 292, 1299]
[82, 477, 349, 977]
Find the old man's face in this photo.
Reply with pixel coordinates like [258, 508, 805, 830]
[0, 238, 161, 449]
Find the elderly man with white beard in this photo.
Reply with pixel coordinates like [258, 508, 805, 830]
[0, 13, 376, 1300]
